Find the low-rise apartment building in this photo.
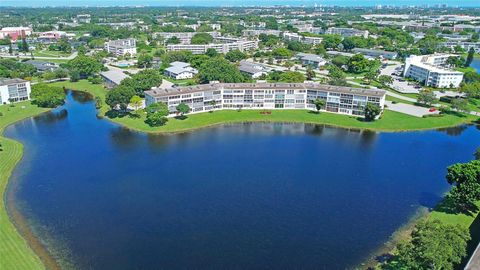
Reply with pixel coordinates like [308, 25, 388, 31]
[403, 54, 464, 88]
[144, 82, 385, 117]
[164, 61, 198, 80]
[441, 41, 480, 53]
[105, 38, 137, 57]
[154, 31, 221, 44]
[325, 27, 369, 38]
[166, 38, 258, 54]
[351, 48, 398, 60]
[0, 78, 31, 104]
[283, 32, 323, 45]
[243, 29, 282, 37]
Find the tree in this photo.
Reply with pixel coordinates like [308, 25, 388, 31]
[451, 98, 469, 114]
[225, 50, 246, 62]
[137, 53, 153, 68]
[198, 58, 245, 83]
[341, 37, 356, 51]
[395, 220, 470, 270]
[95, 96, 102, 109]
[191, 33, 214, 45]
[120, 69, 163, 96]
[474, 147, 480, 160]
[145, 111, 168, 126]
[364, 103, 381, 121]
[322, 34, 342, 49]
[378, 75, 393, 86]
[166, 36, 181, 45]
[445, 160, 480, 213]
[465, 47, 475, 67]
[272, 47, 293, 59]
[146, 102, 169, 115]
[417, 90, 437, 106]
[446, 56, 464, 68]
[129, 95, 142, 111]
[176, 102, 190, 116]
[313, 98, 325, 113]
[69, 70, 80, 82]
[347, 54, 370, 74]
[364, 70, 378, 84]
[21, 37, 29, 52]
[278, 71, 305, 83]
[327, 65, 347, 86]
[105, 85, 136, 111]
[30, 84, 65, 108]
[67, 55, 102, 78]
[306, 66, 315, 80]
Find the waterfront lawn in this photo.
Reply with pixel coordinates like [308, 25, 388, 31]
[0, 101, 47, 270]
[107, 108, 477, 133]
[48, 80, 478, 133]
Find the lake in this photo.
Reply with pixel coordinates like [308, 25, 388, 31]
[472, 58, 480, 74]
[5, 91, 480, 269]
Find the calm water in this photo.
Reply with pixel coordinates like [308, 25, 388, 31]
[5, 91, 480, 270]
[472, 58, 480, 74]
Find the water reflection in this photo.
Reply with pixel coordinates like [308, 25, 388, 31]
[33, 109, 68, 125]
[70, 90, 93, 104]
[438, 125, 469, 136]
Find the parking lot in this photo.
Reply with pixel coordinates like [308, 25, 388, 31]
[381, 63, 422, 94]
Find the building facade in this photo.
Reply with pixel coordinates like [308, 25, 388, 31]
[403, 54, 464, 88]
[105, 39, 137, 57]
[0, 78, 31, 104]
[166, 38, 258, 54]
[441, 41, 480, 53]
[154, 31, 221, 44]
[325, 27, 369, 38]
[145, 82, 385, 117]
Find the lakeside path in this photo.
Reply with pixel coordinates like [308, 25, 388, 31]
[50, 80, 479, 133]
[0, 102, 48, 270]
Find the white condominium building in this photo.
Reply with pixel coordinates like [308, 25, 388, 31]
[325, 27, 369, 38]
[144, 82, 385, 117]
[154, 31, 221, 44]
[0, 78, 31, 104]
[403, 54, 464, 88]
[243, 29, 282, 37]
[442, 41, 480, 53]
[105, 38, 137, 57]
[166, 38, 258, 54]
[283, 32, 323, 45]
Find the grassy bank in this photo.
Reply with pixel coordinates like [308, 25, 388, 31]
[50, 80, 478, 133]
[0, 102, 48, 270]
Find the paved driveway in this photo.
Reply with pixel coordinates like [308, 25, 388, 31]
[385, 101, 438, 117]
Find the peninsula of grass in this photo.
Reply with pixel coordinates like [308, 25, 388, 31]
[50, 80, 479, 133]
[0, 102, 48, 270]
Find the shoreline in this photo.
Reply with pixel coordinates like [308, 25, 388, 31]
[358, 207, 431, 269]
[1, 107, 62, 270]
[2, 88, 478, 270]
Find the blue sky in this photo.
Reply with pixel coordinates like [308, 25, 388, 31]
[0, 0, 479, 7]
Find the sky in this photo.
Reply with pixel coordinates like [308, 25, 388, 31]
[0, 0, 479, 7]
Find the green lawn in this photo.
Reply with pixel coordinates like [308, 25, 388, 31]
[32, 50, 70, 58]
[50, 80, 478, 134]
[0, 102, 48, 270]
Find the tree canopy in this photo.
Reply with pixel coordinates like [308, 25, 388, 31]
[198, 58, 245, 83]
[30, 84, 66, 108]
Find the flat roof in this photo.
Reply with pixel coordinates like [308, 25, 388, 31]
[0, 78, 28, 86]
[145, 82, 386, 98]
